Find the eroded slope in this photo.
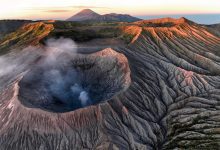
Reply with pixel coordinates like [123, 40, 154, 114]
[0, 18, 220, 150]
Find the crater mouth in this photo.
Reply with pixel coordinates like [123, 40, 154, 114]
[18, 48, 131, 112]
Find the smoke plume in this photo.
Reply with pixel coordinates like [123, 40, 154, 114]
[0, 38, 92, 108]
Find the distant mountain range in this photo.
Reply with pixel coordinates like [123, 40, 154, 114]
[66, 9, 141, 22]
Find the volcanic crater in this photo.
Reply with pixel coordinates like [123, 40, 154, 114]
[17, 48, 131, 112]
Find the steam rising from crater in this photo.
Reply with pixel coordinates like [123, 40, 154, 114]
[27, 38, 95, 110]
[12, 38, 131, 112]
[44, 38, 77, 61]
[0, 38, 96, 108]
[0, 37, 131, 112]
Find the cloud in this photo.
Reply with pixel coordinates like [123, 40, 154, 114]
[70, 6, 110, 9]
[25, 5, 110, 13]
[44, 10, 72, 13]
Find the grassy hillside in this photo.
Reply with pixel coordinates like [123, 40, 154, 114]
[0, 20, 31, 39]
[0, 22, 53, 54]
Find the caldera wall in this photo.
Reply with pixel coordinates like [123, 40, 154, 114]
[18, 48, 131, 112]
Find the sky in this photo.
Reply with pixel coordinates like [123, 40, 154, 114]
[0, 0, 220, 24]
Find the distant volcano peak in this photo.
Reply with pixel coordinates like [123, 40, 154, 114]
[77, 9, 99, 15]
[67, 9, 141, 22]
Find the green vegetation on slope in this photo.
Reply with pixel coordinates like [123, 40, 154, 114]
[42, 21, 124, 42]
[0, 22, 53, 55]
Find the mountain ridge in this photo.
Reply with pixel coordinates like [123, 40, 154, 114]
[67, 9, 141, 22]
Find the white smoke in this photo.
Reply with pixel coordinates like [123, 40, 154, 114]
[0, 38, 92, 108]
[0, 56, 18, 77]
[0, 38, 77, 80]
[0, 47, 40, 77]
[71, 84, 91, 106]
[0, 47, 42, 89]
[79, 91, 90, 106]
[43, 38, 77, 63]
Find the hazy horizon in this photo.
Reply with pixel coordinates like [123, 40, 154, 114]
[1, 0, 220, 24]
[1, 12, 220, 25]
[139, 14, 220, 25]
